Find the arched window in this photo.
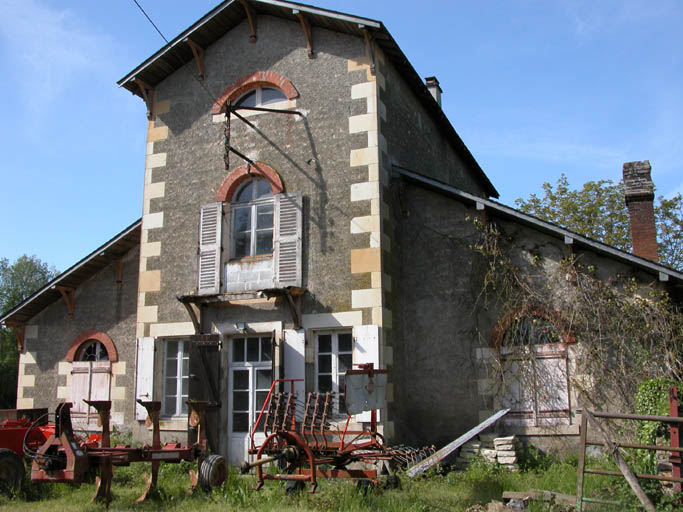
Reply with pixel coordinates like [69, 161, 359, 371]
[76, 340, 109, 361]
[231, 178, 274, 259]
[235, 87, 287, 108]
[497, 312, 570, 427]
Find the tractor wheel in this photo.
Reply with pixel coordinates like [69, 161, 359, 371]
[0, 449, 24, 495]
[198, 454, 227, 492]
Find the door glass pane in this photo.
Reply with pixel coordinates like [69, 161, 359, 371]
[261, 338, 272, 361]
[181, 377, 189, 396]
[233, 339, 245, 362]
[318, 354, 331, 373]
[180, 400, 188, 415]
[233, 369, 249, 390]
[246, 338, 260, 361]
[318, 375, 332, 393]
[233, 412, 249, 432]
[338, 333, 352, 352]
[182, 358, 189, 376]
[256, 391, 269, 411]
[166, 341, 178, 357]
[256, 369, 272, 390]
[255, 230, 273, 255]
[318, 334, 331, 353]
[233, 390, 249, 410]
[339, 354, 352, 373]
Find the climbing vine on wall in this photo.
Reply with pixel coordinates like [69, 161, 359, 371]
[469, 216, 683, 415]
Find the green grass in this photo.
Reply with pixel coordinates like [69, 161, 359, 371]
[1, 453, 681, 511]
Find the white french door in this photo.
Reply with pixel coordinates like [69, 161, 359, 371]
[227, 335, 273, 466]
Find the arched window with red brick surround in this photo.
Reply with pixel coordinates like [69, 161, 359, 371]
[211, 71, 299, 114]
[66, 330, 116, 423]
[492, 307, 573, 427]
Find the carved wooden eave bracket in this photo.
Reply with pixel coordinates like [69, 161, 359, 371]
[360, 25, 376, 76]
[184, 38, 205, 83]
[260, 287, 306, 330]
[5, 321, 25, 352]
[54, 286, 75, 320]
[240, 0, 257, 43]
[183, 302, 201, 335]
[133, 78, 155, 119]
[293, 10, 313, 59]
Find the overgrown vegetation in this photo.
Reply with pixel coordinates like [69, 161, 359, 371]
[0, 452, 643, 511]
[470, 217, 683, 414]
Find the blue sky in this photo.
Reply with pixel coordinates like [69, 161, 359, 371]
[1, 0, 681, 272]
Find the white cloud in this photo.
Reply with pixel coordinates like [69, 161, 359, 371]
[0, 0, 115, 112]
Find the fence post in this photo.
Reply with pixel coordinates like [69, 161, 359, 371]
[576, 413, 588, 511]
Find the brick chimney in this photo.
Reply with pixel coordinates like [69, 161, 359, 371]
[623, 160, 658, 262]
[424, 76, 442, 107]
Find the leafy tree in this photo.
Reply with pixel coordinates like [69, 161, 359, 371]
[0, 256, 58, 408]
[515, 174, 683, 270]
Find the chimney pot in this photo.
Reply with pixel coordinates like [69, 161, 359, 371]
[622, 160, 658, 262]
[425, 76, 442, 107]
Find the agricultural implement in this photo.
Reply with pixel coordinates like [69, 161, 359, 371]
[0, 399, 226, 506]
[241, 364, 435, 492]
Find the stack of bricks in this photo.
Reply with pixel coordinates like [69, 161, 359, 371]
[454, 433, 520, 471]
[494, 435, 519, 470]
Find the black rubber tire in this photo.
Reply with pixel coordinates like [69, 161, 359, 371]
[198, 454, 227, 492]
[0, 449, 24, 496]
[384, 474, 401, 490]
[356, 479, 374, 495]
[284, 479, 305, 494]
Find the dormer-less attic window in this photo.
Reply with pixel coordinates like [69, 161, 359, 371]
[235, 87, 287, 108]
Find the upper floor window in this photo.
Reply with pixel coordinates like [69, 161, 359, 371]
[235, 87, 287, 108]
[231, 178, 274, 259]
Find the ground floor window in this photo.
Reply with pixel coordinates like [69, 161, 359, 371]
[315, 331, 352, 414]
[163, 340, 189, 417]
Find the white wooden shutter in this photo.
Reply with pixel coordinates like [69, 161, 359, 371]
[197, 202, 223, 295]
[351, 325, 380, 422]
[283, 329, 306, 418]
[71, 362, 90, 417]
[135, 337, 155, 421]
[274, 193, 302, 287]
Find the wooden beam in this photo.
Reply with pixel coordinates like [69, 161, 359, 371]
[5, 321, 25, 352]
[55, 286, 75, 320]
[184, 38, 205, 82]
[240, 0, 257, 43]
[133, 78, 154, 119]
[114, 258, 123, 289]
[360, 26, 376, 76]
[293, 10, 313, 59]
[182, 302, 201, 335]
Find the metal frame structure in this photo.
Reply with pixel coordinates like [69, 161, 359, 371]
[576, 387, 683, 510]
[242, 364, 433, 493]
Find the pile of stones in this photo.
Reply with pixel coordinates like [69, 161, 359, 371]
[455, 433, 520, 471]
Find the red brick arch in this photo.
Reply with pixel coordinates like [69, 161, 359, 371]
[216, 162, 284, 203]
[211, 71, 299, 114]
[491, 306, 575, 349]
[66, 330, 118, 362]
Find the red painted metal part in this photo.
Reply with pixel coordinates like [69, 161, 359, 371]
[669, 386, 682, 501]
[248, 365, 393, 493]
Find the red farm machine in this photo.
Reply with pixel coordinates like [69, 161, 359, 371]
[240, 364, 434, 492]
[0, 399, 226, 505]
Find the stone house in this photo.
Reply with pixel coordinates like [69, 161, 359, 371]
[1, 1, 681, 463]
